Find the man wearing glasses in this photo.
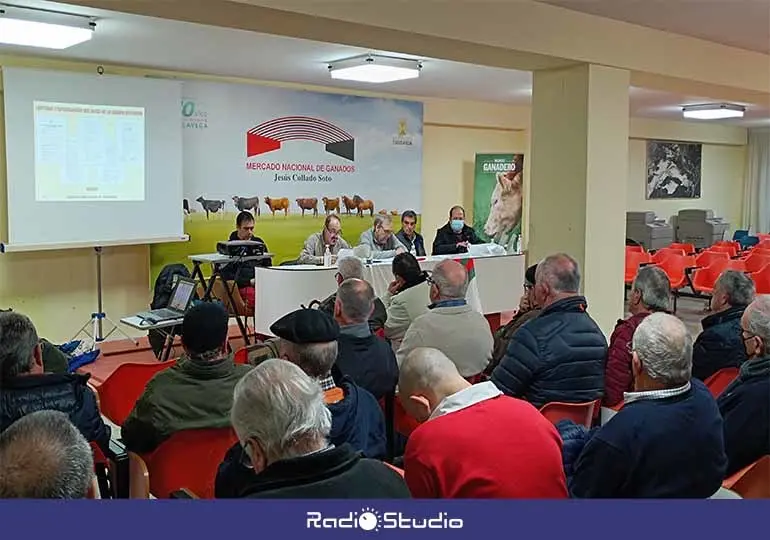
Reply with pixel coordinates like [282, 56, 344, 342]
[298, 214, 350, 265]
[358, 214, 406, 260]
[717, 295, 770, 476]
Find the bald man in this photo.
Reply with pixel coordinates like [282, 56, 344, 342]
[492, 253, 607, 408]
[396, 260, 493, 379]
[399, 347, 567, 498]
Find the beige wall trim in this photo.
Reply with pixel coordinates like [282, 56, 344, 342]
[424, 122, 525, 133]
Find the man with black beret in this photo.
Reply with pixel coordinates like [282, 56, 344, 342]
[122, 302, 252, 454]
[215, 308, 387, 498]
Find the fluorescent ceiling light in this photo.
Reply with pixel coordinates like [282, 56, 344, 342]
[682, 103, 745, 120]
[0, 4, 95, 49]
[329, 55, 422, 83]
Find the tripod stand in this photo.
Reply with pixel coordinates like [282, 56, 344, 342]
[72, 246, 137, 348]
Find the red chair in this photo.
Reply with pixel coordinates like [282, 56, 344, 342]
[750, 263, 770, 294]
[669, 242, 696, 255]
[690, 260, 730, 295]
[625, 251, 652, 285]
[131, 428, 238, 499]
[539, 400, 599, 428]
[725, 259, 748, 272]
[703, 367, 739, 397]
[97, 361, 176, 425]
[625, 245, 644, 253]
[233, 347, 249, 364]
[743, 253, 770, 274]
[651, 248, 685, 264]
[722, 455, 770, 499]
[708, 244, 738, 258]
[695, 250, 729, 269]
[749, 247, 770, 257]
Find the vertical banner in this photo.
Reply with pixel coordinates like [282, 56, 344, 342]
[472, 154, 524, 252]
[151, 80, 423, 279]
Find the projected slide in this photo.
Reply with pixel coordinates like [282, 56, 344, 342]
[33, 101, 146, 201]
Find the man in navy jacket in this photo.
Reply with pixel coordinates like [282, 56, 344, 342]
[491, 253, 606, 408]
[717, 295, 770, 476]
[692, 270, 755, 381]
[569, 313, 727, 498]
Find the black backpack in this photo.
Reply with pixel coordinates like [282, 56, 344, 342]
[148, 263, 193, 359]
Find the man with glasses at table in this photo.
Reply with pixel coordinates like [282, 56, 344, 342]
[298, 214, 350, 265]
[717, 295, 770, 476]
[358, 214, 406, 260]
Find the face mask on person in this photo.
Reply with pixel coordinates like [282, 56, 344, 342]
[450, 219, 464, 233]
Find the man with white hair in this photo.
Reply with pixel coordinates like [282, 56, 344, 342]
[397, 259, 493, 379]
[0, 410, 95, 498]
[225, 359, 409, 498]
[317, 256, 387, 332]
[693, 270, 756, 381]
[358, 214, 407, 259]
[492, 253, 607, 408]
[604, 266, 671, 407]
[399, 347, 567, 498]
[717, 295, 770, 476]
[569, 313, 726, 497]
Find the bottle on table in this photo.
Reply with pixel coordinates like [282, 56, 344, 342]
[323, 244, 332, 267]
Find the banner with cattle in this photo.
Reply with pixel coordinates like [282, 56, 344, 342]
[472, 154, 524, 253]
[150, 80, 423, 277]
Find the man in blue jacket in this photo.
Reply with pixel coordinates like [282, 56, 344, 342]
[491, 253, 607, 408]
[717, 295, 770, 476]
[568, 313, 727, 498]
[692, 270, 755, 381]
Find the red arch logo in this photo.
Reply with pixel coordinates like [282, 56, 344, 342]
[246, 116, 355, 161]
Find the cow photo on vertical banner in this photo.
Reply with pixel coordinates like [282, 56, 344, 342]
[472, 154, 524, 252]
[151, 80, 423, 280]
[646, 141, 702, 199]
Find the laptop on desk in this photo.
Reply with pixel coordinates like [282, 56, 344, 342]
[137, 277, 197, 324]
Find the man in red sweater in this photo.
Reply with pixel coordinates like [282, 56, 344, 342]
[604, 266, 671, 408]
[399, 347, 568, 498]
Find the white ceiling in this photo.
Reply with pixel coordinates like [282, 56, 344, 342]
[538, 0, 770, 54]
[2, 0, 769, 127]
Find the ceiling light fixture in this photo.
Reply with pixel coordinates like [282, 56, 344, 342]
[682, 103, 746, 120]
[0, 4, 95, 50]
[328, 54, 422, 84]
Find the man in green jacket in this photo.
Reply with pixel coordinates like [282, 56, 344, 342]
[122, 302, 252, 454]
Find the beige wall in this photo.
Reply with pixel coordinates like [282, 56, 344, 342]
[627, 119, 747, 235]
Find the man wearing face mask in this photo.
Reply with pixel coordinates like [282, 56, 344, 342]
[717, 295, 770, 476]
[227, 359, 410, 498]
[432, 206, 482, 255]
[399, 347, 568, 498]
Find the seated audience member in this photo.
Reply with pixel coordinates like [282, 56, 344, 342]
[215, 309, 387, 498]
[220, 210, 272, 310]
[604, 266, 671, 407]
[717, 295, 770, 476]
[298, 214, 350, 265]
[335, 279, 398, 400]
[358, 214, 406, 260]
[397, 260, 493, 379]
[0, 410, 95, 499]
[400, 348, 568, 498]
[486, 264, 540, 375]
[692, 270, 755, 381]
[227, 359, 410, 498]
[382, 252, 431, 350]
[122, 302, 252, 454]
[0, 312, 110, 452]
[569, 313, 727, 498]
[395, 210, 426, 256]
[432, 206, 482, 255]
[492, 254, 606, 408]
[318, 256, 387, 332]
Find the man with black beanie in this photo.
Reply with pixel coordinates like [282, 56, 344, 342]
[122, 302, 252, 454]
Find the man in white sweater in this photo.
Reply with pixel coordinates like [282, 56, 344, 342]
[397, 259, 493, 378]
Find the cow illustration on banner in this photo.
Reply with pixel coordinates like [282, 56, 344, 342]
[472, 154, 524, 253]
[152, 81, 423, 278]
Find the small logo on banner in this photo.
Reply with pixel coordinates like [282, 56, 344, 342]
[181, 100, 208, 130]
[246, 116, 355, 161]
[306, 507, 464, 532]
[392, 118, 414, 146]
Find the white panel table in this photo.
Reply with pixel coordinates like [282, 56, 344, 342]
[254, 254, 525, 336]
